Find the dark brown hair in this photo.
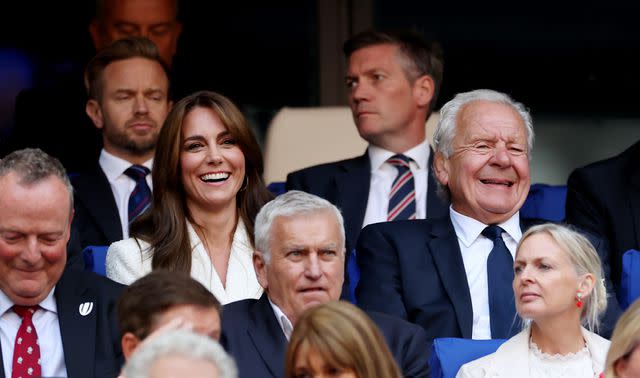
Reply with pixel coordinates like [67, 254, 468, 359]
[84, 36, 170, 101]
[343, 29, 444, 115]
[117, 271, 221, 340]
[130, 90, 273, 272]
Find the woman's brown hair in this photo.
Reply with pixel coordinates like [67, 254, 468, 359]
[285, 301, 402, 378]
[130, 90, 273, 272]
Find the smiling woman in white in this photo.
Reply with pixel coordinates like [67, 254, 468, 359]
[106, 91, 273, 304]
[457, 223, 610, 378]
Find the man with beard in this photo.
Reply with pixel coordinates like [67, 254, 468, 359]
[71, 36, 171, 254]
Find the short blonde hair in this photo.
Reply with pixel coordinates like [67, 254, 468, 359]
[518, 223, 607, 332]
[285, 301, 402, 378]
[604, 299, 640, 378]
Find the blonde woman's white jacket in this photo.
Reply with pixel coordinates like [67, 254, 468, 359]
[456, 326, 610, 378]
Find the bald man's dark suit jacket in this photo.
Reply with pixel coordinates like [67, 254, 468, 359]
[286, 149, 449, 253]
[566, 139, 640, 296]
[0, 269, 125, 378]
[221, 294, 430, 378]
[356, 216, 621, 344]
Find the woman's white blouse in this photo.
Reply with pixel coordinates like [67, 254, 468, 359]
[528, 341, 595, 378]
[106, 219, 263, 304]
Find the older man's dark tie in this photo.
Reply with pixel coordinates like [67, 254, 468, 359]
[124, 165, 151, 225]
[482, 225, 517, 338]
[387, 154, 416, 221]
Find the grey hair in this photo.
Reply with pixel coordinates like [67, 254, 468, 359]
[432, 89, 534, 201]
[0, 148, 74, 213]
[254, 190, 345, 263]
[122, 330, 238, 378]
[517, 223, 607, 333]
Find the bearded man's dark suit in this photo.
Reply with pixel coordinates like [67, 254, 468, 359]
[566, 140, 640, 297]
[221, 294, 431, 378]
[71, 164, 123, 250]
[356, 216, 621, 345]
[0, 269, 125, 377]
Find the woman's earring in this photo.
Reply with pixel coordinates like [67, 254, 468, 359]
[576, 292, 583, 308]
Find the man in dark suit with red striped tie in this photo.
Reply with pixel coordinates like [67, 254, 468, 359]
[0, 148, 124, 377]
[286, 30, 449, 299]
[287, 29, 449, 253]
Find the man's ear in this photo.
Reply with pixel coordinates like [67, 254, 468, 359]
[86, 100, 104, 130]
[121, 332, 141, 360]
[433, 152, 450, 186]
[253, 251, 268, 290]
[412, 75, 435, 108]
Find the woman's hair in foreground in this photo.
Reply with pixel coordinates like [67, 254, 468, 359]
[285, 300, 402, 378]
[517, 223, 607, 332]
[121, 329, 237, 378]
[604, 299, 640, 378]
[130, 90, 273, 273]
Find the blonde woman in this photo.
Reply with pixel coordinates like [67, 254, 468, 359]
[285, 301, 402, 378]
[604, 298, 640, 377]
[458, 223, 610, 378]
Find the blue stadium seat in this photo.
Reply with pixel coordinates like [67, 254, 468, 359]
[620, 249, 640, 310]
[267, 181, 286, 196]
[430, 337, 507, 378]
[520, 183, 568, 222]
[82, 245, 109, 276]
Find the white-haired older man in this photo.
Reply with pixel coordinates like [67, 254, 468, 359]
[221, 190, 430, 378]
[356, 89, 621, 346]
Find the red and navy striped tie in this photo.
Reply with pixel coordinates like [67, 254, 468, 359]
[387, 154, 416, 221]
[124, 165, 151, 225]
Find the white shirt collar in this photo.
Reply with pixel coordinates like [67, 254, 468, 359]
[367, 139, 430, 171]
[450, 206, 522, 248]
[268, 297, 294, 340]
[99, 149, 153, 182]
[0, 287, 58, 315]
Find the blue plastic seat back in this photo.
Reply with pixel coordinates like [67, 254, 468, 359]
[520, 183, 568, 222]
[430, 337, 507, 378]
[620, 249, 640, 310]
[82, 245, 109, 276]
[267, 181, 286, 196]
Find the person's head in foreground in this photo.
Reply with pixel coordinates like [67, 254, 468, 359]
[117, 271, 221, 359]
[121, 329, 237, 378]
[253, 190, 346, 325]
[604, 298, 640, 378]
[433, 88, 534, 225]
[0, 148, 73, 306]
[285, 300, 402, 378]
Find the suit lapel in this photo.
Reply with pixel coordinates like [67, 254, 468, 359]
[75, 166, 122, 243]
[247, 295, 288, 378]
[429, 218, 473, 338]
[55, 271, 96, 378]
[335, 153, 371, 251]
[628, 164, 640, 248]
[426, 148, 448, 219]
